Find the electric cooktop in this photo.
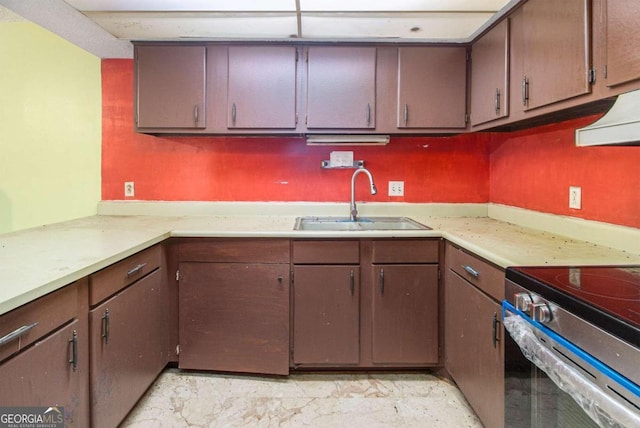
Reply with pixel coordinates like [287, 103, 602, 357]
[505, 266, 640, 347]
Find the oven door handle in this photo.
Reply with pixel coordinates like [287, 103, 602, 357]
[502, 301, 640, 428]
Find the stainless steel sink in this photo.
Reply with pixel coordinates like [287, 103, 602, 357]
[294, 216, 430, 231]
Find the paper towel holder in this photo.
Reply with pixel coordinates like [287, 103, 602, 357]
[321, 160, 365, 169]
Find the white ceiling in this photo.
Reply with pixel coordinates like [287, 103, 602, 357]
[0, 0, 520, 58]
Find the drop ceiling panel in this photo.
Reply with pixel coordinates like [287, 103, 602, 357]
[301, 13, 495, 40]
[87, 12, 299, 39]
[299, 0, 509, 12]
[61, 0, 515, 42]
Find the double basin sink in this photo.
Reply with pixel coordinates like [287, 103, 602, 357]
[294, 216, 430, 231]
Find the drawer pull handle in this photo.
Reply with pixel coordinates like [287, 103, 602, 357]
[349, 269, 355, 296]
[462, 265, 480, 278]
[69, 330, 78, 371]
[380, 268, 385, 295]
[0, 322, 38, 346]
[102, 309, 110, 344]
[127, 263, 147, 278]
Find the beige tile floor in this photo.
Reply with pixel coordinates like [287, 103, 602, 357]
[121, 369, 483, 427]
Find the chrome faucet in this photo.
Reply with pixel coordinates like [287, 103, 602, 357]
[350, 167, 377, 221]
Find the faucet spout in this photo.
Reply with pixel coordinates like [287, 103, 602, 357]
[350, 167, 377, 221]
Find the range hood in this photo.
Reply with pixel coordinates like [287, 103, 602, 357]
[576, 89, 640, 146]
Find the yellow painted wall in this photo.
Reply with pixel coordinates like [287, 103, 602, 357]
[0, 20, 101, 234]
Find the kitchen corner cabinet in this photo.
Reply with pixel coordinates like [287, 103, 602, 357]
[603, 0, 640, 88]
[89, 245, 167, 428]
[178, 239, 290, 375]
[444, 243, 505, 428]
[306, 46, 377, 129]
[135, 45, 206, 130]
[227, 46, 298, 129]
[470, 19, 510, 126]
[512, 0, 591, 112]
[0, 280, 89, 428]
[397, 47, 467, 129]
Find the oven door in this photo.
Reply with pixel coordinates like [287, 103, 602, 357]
[502, 301, 640, 428]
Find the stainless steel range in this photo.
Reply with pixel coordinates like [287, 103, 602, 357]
[502, 265, 640, 427]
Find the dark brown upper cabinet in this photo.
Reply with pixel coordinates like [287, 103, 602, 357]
[305, 46, 377, 129]
[470, 19, 510, 127]
[513, 0, 591, 112]
[135, 45, 207, 129]
[227, 46, 298, 129]
[604, 0, 640, 88]
[397, 47, 468, 129]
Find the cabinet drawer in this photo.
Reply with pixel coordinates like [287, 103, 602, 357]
[292, 240, 359, 264]
[371, 239, 439, 264]
[179, 239, 290, 263]
[446, 243, 504, 301]
[0, 281, 78, 362]
[89, 245, 161, 306]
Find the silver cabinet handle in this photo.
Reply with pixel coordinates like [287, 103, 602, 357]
[0, 322, 38, 346]
[522, 76, 529, 106]
[194, 105, 199, 125]
[462, 265, 479, 278]
[379, 268, 385, 295]
[102, 309, 110, 344]
[349, 269, 355, 296]
[231, 103, 237, 126]
[494, 88, 500, 114]
[126, 263, 147, 278]
[68, 330, 78, 371]
[403, 104, 409, 126]
[366, 103, 371, 127]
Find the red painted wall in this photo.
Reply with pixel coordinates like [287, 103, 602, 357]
[490, 117, 640, 228]
[102, 59, 490, 204]
[102, 59, 639, 228]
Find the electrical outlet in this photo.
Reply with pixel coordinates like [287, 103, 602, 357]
[124, 181, 135, 198]
[389, 181, 404, 197]
[569, 186, 581, 209]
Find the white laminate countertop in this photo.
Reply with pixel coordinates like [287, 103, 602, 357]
[1, 214, 639, 316]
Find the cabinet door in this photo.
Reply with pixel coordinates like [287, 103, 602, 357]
[228, 46, 298, 129]
[90, 270, 166, 428]
[292, 265, 360, 365]
[520, 0, 591, 110]
[604, 0, 640, 87]
[445, 269, 504, 428]
[471, 19, 510, 126]
[371, 265, 439, 365]
[179, 262, 290, 375]
[0, 322, 85, 427]
[135, 45, 206, 129]
[397, 47, 467, 129]
[306, 46, 376, 129]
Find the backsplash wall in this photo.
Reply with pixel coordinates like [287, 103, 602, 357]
[102, 59, 490, 204]
[490, 116, 640, 228]
[102, 59, 639, 228]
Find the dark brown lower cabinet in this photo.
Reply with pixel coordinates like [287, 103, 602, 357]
[89, 269, 167, 428]
[292, 265, 360, 365]
[0, 321, 85, 427]
[178, 262, 290, 375]
[292, 239, 440, 369]
[371, 264, 439, 365]
[445, 268, 504, 428]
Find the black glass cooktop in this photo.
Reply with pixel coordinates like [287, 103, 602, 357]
[506, 266, 640, 347]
